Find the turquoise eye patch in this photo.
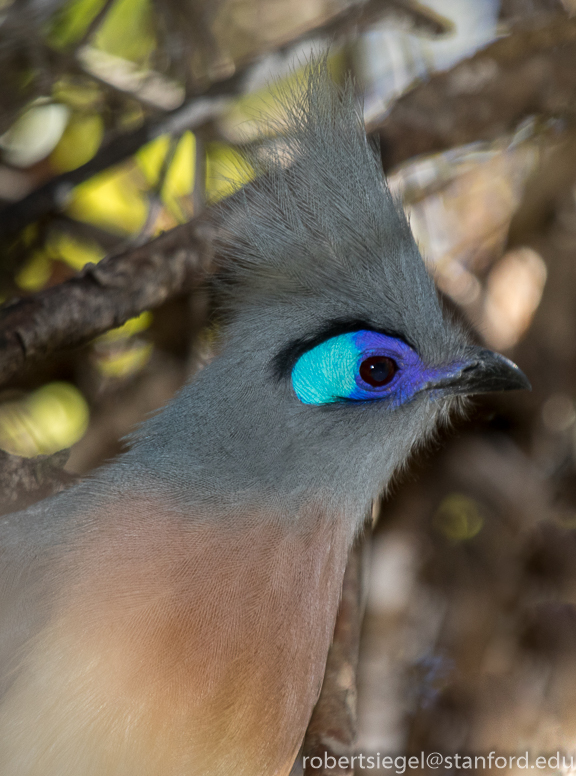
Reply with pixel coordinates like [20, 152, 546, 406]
[292, 333, 359, 404]
[291, 330, 432, 406]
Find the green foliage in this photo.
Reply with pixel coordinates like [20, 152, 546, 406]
[47, 0, 109, 49]
[0, 382, 90, 457]
[50, 112, 104, 172]
[205, 143, 253, 203]
[46, 232, 106, 271]
[93, 0, 156, 63]
[66, 165, 149, 235]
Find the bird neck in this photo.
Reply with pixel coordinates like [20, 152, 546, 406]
[116, 345, 442, 535]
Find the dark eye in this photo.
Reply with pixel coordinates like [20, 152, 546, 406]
[359, 356, 397, 388]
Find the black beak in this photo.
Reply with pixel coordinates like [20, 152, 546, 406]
[426, 347, 531, 397]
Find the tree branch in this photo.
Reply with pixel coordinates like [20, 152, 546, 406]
[4, 15, 576, 385]
[375, 16, 576, 170]
[0, 95, 229, 243]
[0, 0, 447, 243]
[0, 448, 78, 515]
[0, 217, 215, 384]
[5, 8, 574, 388]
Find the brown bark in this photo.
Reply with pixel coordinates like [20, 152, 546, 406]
[0, 218, 215, 384]
[376, 17, 576, 170]
[0, 448, 78, 515]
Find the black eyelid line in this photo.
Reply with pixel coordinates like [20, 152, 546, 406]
[272, 317, 414, 381]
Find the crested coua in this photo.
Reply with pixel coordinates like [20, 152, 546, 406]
[0, 66, 529, 776]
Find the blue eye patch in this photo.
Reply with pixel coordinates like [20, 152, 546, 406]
[291, 330, 434, 406]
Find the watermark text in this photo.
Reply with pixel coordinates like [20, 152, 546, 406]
[303, 751, 576, 772]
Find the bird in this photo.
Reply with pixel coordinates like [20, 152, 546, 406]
[0, 63, 530, 776]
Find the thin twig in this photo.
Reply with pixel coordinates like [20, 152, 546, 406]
[192, 132, 206, 216]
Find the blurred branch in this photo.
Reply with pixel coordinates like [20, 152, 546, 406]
[0, 217, 215, 385]
[192, 133, 207, 214]
[499, 0, 568, 28]
[6, 15, 576, 383]
[254, 0, 449, 50]
[5, 6, 575, 383]
[0, 93, 229, 243]
[302, 538, 365, 776]
[0, 0, 447, 243]
[0, 448, 78, 515]
[375, 15, 576, 169]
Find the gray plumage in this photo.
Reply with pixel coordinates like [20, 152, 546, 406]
[0, 63, 524, 776]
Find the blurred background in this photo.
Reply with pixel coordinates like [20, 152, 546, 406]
[0, 0, 575, 771]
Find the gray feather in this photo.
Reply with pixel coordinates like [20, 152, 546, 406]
[0, 60, 470, 776]
[213, 61, 461, 363]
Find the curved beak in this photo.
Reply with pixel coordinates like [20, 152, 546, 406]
[425, 347, 531, 397]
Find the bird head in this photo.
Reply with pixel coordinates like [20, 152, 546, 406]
[138, 64, 529, 520]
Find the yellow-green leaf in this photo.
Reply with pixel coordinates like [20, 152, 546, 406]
[205, 143, 253, 203]
[47, 0, 108, 49]
[0, 382, 89, 457]
[94, 340, 153, 378]
[50, 112, 104, 172]
[46, 231, 105, 271]
[53, 78, 103, 110]
[67, 165, 148, 235]
[94, 0, 155, 63]
[97, 311, 153, 342]
[136, 134, 171, 187]
[162, 132, 196, 220]
[15, 251, 52, 291]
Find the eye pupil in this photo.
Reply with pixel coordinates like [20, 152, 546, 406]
[359, 356, 397, 388]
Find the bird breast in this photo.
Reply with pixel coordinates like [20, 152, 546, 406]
[0, 495, 351, 776]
